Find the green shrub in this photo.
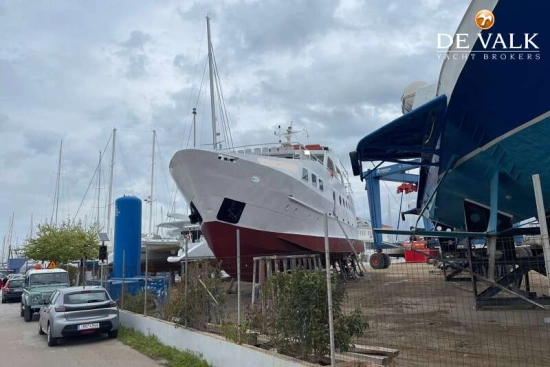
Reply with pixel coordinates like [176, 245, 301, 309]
[162, 261, 225, 331]
[220, 322, 258, 345]
[119, 289, 156, 316]
[256, 268, 368, 362]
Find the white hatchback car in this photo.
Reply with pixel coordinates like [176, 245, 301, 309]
[38, 286, 119, 346]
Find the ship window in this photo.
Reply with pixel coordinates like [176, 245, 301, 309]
[302, 168, 309, 182]
[333, 191, 336, 201]
[339, 196, 342, 206]
[327, 158, 335, 172]
[312, 174, 317, 187]
[319, 179, 324, 191]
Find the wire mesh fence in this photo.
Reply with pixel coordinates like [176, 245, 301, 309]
[114, 234, 550, 367]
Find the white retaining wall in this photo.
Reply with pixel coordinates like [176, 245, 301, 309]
[120, 311, 310, 367]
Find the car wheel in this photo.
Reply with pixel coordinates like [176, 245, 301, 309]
[38, 322, 45, 335]
[108, 330, 118, 339]
[24, 306, 32, 322]
[47, 324, 57, 347]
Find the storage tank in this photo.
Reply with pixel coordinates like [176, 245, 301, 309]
[113, 195, 142, 278]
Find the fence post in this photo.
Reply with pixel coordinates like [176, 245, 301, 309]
[237, 229, 241, 344]
[533, 174, 550, 292]
[100, 260, 104, 288]
[144, 243, 148, 316]
[184, 236, 189, 328]
[324, 213, 336, 367]
[122, 250, 125, 310]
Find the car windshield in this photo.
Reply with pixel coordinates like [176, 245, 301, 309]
[64, 290, 108, 304]
[29, 272, 68, 286]
[8, 280, 23, 287]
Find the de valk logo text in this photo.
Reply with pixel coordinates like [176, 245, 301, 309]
[437, 9, 541, 61]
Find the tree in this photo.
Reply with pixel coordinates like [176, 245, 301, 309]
[23, 221, 99, 264]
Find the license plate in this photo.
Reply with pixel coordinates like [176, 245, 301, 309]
[77, 323, 100, 330]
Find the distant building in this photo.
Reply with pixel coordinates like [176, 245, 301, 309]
[357, 219, 373, 251]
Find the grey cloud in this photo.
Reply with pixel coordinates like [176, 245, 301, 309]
[173, 54, 191, 73]
[88, 105, 118, 121]
[220, 0, 340, 54]
[23, 130, 63, 155]
[121, 31, 151, 50]
[126, 54, 148, 79]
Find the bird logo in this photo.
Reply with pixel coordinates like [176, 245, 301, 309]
[475, 9, 495, 30]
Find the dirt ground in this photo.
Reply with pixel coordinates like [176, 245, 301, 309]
[223, 262, 550, 367]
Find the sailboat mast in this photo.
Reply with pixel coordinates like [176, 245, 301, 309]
[6, 213, 14, 263]
[149, 130, 156, 235]
[106, 128, 116, 238]
[97, 151, 102, 225]
[206, 15, 218, 150]
[56, 141, 62, 225]
[50, 140, 63, 226]
[29, 213, 33, 239]
[192, 108, 197, 148]
[1, 235, 5, 264]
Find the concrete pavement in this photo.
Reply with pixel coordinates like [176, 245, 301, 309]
[0, 297, 161, 367]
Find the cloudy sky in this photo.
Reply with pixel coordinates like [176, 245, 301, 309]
[0, 0, 471, 255]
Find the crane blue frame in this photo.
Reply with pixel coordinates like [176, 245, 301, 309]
[363, 159, 434, 267]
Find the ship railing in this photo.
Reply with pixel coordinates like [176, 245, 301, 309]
[223, 142, 323, 163]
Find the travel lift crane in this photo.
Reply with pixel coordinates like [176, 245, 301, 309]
[363, 158, 433, 269]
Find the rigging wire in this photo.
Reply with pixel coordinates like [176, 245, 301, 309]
[178, 22, 206, 150]
[212, 48, 236, 150]
[169, 56, 209, 216]
[155, 134, 174, 222]
[73, 133, 113, 220]
[186, 57, 209, 150]
[116, 137, 136, 195]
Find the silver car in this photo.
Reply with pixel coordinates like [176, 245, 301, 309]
[38, 286, 119, 346]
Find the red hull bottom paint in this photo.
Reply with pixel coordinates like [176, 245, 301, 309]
[201, 221, 363, 282]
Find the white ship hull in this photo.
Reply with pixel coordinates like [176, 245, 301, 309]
[169, 148, 362, 280]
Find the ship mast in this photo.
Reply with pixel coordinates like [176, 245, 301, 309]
[207, 15, 218, 151]
[148, 130, 156, 235]
[97, 151, 101, 226]
[106, 128, 116, 239]
[51, 140, 63, 226]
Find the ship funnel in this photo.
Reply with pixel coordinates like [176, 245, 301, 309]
[401, 81, 428, 114]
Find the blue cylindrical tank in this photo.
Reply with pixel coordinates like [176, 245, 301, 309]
[113, 195, 142, 278]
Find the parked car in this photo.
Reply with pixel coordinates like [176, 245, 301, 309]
[21, 268, 70, 322]
[38, 286, 119, 346]
[2, 278, 24, 303]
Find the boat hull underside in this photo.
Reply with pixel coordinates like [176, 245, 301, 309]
[432, 115, 550, 229]
[202, 220, 363, 281]
[422, 0, 550, 228]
